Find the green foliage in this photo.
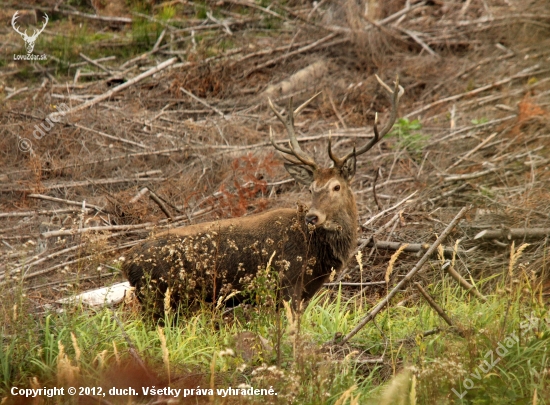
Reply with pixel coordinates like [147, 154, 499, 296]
[388, 118, 429, 160]
[158, 5, 176, 21]
[471, 117, 489, 125]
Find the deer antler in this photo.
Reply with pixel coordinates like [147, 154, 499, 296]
[11, 11, 27, 38]
[329, 74, 404, 168]
[11, 11, 48, 40]
[268, 92, 321, 170]
[33, 13, 49, 39]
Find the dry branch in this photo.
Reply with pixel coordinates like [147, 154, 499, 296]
[325, 281, 386, 287]
[244, 33, 342, 77]
[443, 263, 487, 302]
[474, 228, 550, 240]
[446, 132, 498, 171]
[337, 206, 470, 344]
[179, 87, 226, 118]
[148, 189, 173, 220]
[362, 190, 418, 227]
[48, 58, 177, 119]
[406, 65, 549, 118]
[73, 123, 148, 149]
[0, 208, 92, 218]
[8, 177, 165, 192]
[28, 194, 104, 212]
[357, 239, 469, 255]
[413, 282, 455, 327]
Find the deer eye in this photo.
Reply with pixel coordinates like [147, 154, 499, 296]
[333, 185, 341, 191]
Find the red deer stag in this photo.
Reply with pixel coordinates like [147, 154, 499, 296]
[122, 75, 404, 316]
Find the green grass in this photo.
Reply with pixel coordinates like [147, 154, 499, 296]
[1, 262, 549, 404]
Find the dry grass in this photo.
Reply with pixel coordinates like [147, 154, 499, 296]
[0, 0, 549, 364]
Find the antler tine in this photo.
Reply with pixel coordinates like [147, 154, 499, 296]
[327, 133, 342, 167]
[374, 74, 404, 139]
[11, 11, 26, 36]
[330, 75, 404, 167]
[35, 13, 49, 37]
[269, 126, 293, 155]
[268, 97, 318, 169]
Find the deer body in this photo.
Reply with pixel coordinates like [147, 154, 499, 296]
[122, 76, 403, 315]
[124, 200, 355, 313]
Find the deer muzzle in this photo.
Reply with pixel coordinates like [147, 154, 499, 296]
[305, 210, 326, 226]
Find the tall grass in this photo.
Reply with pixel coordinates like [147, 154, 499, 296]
[1, 257, 548, 404]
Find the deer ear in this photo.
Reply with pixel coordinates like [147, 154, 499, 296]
[340, 154, 356, 180]
[284, 163, 314, 186]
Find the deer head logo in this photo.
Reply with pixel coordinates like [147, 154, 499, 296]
[12, 11, 48, 54]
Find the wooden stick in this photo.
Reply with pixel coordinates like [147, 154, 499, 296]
[41, 222, 158, 239]
[405, 65, 549, 118]
[8, 177, 165, 192]
[129, 187, 149, 204]
[41, 147, 187, 172]
[179, 87, 226, 118]
[443, 168, 498, 182]
[52, 7, 132, 23]
[74, 123, 149, 149]
[148, 190, 173, 220]
[337, 206, 470, 344]
[413, 282, 454, 326]
[446, 132, 498, 171]
[395, 27, 439, 58]
[325, 281, 386, 287]
[0, 208, 92, 218]
[357, 239, 469, 255]
[474, 228, 550, 240]
[79, 53, 114, 74]
[4, 87, 29, 101]
[362, 190, 418, 227]
[27, 194, 104, 212]
[443, 264, 487, 302]
[372, 168, 382, 211]
[244, 34, 343, 77]
[48, 58, 177, 119]
[0, 244, 83, 281]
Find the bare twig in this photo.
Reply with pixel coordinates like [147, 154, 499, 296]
[179, 87, 226, 118]
[325, 281, 386, 287]
[446, 132, 498, 171]
[395, 27, 439, 58]
[148, 189, 173, 220]
[79, 53, 114, 74]
[27, 194, 104, 212]
[443, 263, 487, 302]
[372, 168, 382, 211]
[0, 208, 92, 218]
[413, 282, 455, 327]
[244, 33, 344, 77]
[8, 177, 165, 192]
[362, 190, 418, 227]
[74, 123, 148, 149]
[52, 7, 132, 23]
[48, 58, 177, 119]
[406, 65, 549, 118]
[338, 206, 470, 344]
[474, 228, 550, 240]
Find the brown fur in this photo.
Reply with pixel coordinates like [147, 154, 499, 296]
[122, 167, 358, 315]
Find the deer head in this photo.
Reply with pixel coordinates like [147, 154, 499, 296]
[268, 75, 404, 231]
[12, 11, 48, 54]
